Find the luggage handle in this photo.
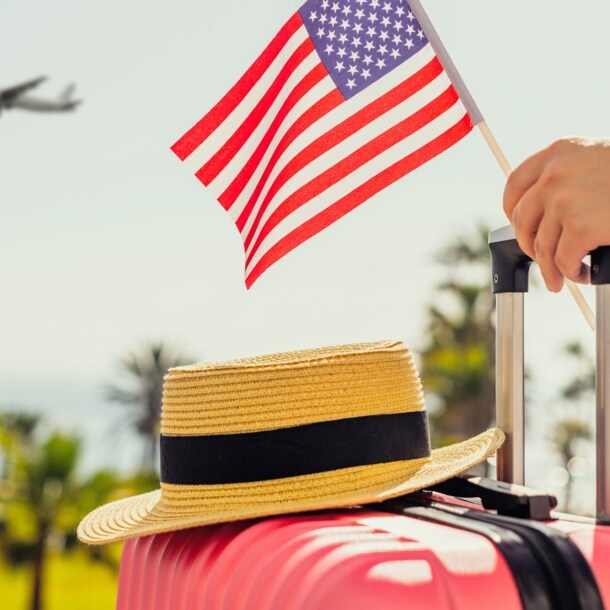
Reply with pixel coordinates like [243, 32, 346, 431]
[591, 246, 610, 521]
[489, 226, 531, 487]
[489, 227, 610, 521]
[430, 475, 557, 520]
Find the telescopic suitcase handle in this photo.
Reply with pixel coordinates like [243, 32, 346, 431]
[591, 246, 610, 521]
[489, 226, 531, 487]
[489, 226, 610, 521]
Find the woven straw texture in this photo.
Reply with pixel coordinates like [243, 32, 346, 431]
[161, 340, 422, 435]
[77, 340, 504, 545]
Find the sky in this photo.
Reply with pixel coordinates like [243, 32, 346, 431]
[1, 0, 609, 494]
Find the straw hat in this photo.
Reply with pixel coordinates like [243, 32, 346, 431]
[78, 340, 503, 545]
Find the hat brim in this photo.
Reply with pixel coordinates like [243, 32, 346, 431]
[77, 427, 504, 545]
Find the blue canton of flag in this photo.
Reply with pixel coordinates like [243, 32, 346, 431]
[300, 0, 428, 99]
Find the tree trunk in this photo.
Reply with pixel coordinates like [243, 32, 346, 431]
[30, 519, 49, 610]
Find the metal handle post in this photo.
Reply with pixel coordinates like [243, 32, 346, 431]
[596, 285, 610, 521]
[489, 226, 531, 486]
[496, 293, 525, 485]
[590, 246, 610, 521]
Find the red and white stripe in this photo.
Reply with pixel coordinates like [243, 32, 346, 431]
[172, 12, 473, 287]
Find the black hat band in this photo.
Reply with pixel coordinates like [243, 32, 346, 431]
[160, 411, 431, 485]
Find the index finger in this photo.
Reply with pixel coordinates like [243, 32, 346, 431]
[503, 145, 555, 221]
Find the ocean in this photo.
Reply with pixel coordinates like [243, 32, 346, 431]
[0, 372, 145, 477]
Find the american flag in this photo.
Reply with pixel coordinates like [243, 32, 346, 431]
[172, 0, 481, 287]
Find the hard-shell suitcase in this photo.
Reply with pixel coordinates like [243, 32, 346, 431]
[115, 484, 609, 609]
[115, 229, 610, 609]
[116, 510, 526, 610]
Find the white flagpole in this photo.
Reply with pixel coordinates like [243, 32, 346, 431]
[408, 0, 595, 331]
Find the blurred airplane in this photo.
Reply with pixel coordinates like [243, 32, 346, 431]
[0, 76, 81, 114]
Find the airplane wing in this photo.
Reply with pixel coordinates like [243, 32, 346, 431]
[0, 76, 47, 103]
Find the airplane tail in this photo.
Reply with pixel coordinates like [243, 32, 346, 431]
[56, 83, 75, 103]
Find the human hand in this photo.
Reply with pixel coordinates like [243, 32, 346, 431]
[503, 137, 610, 292]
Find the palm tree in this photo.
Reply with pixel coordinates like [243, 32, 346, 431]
[551, 341, 595, 513]
[561, 341, 595, 402]
[0, 411, 39, 479]
[551, 418, 592, 512]
[25, 433, 80, 610]
[0, 413, 80, 610]
[420, 224, 496, 445]
[106, 342, 194, 472]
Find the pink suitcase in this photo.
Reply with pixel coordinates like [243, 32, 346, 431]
[116, 489, 609, 609]
[115, 507, 527, 609]
[115, 229, 610, 609]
